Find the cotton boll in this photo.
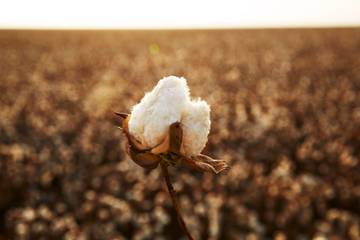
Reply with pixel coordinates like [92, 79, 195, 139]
[129, 76, 190, 149]
[181, 100, 211, 157]
[124, 76, 223, 173]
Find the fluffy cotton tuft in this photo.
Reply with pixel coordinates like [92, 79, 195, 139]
[180, 100, 211, 156]
[129, 76, 190, 149]
[128, 76, 211, 156]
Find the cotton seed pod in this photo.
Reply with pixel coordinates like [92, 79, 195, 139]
[128, 76, 210, 157]
[116, 76, 228, 173]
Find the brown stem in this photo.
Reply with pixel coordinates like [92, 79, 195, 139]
[160, 161, 194, 240]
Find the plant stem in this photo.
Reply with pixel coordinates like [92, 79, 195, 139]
[160, 161, 194, 240]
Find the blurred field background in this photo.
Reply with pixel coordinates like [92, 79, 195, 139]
[0, 28, 360, 240]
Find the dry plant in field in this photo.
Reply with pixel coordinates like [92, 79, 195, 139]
[116, 76, 228, 239]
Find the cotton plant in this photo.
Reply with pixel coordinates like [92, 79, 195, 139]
[116, 76, 227, 239]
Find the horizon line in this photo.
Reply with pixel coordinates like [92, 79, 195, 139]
[1, 24, 359, 31]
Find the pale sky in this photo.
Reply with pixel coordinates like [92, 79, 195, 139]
[1, 0, 360, 29]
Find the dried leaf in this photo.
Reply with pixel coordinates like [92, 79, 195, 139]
[182, 154, 228, 174]
[128, 146, 161, 170]
[114, 112, 129, 119]
[169, 122, 183, 154]
[151, 134, 169, 155]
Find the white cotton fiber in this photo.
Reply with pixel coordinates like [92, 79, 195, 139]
[128, 76, 190, 149]
[128, 76, 211, 157]
[180, 100, 211, 157]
